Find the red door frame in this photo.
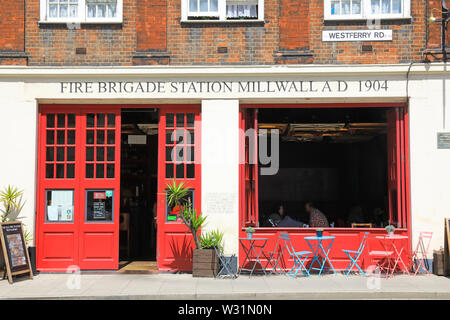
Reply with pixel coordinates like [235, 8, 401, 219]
[157, 106, 201, 271]
[37, 105, 121, 271]
[239, 102, 412, 270]
[37, 104, 202, 271]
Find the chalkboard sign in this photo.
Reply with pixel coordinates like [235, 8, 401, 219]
[0, 222, 33, 284]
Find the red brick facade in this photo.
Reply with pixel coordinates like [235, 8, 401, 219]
[0, 0, 26, 65]
[0, 0, 448, 66]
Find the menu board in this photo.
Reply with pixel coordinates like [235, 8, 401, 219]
[86, 190, 114, 222]
[0, 222, 33, 284]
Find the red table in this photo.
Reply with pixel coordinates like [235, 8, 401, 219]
[375, 235, 410, 277]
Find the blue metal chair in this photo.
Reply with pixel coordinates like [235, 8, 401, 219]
[279, 233, 311, 278]
[214, 245, 237, 279]
[342, 232, 369, 276]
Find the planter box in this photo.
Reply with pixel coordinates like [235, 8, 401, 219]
[433, 249, 445, 276]
[192, 248, 219, 278]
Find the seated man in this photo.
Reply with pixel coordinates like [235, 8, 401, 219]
[306, 202, 329, 228]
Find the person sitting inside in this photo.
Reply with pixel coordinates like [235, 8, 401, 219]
[306, 202, 329, 228]
[267, 204, 304, 227]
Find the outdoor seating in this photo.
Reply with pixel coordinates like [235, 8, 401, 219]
[264, 233, 288, 275]
[279, 233, 311, 278]
[412, 231, 433, 276]
[214, 245, 237, 279]
[371, 235, 409, 277]
[342, 232, 368, 276]
[305, 235, 337, 276]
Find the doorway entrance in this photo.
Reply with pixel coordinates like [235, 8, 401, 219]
[36, 104, 201, 272]
[119, 109, 158, 271]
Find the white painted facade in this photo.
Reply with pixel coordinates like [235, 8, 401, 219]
[0, 63, 449, 259]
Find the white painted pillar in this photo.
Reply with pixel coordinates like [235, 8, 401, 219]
[201, 100, 239, 255]
[0, 81, 38, 245]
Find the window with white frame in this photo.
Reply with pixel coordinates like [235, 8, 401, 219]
[182, 0, 263, 21]
[324, 0, 410, 20]
[40, 0, 123, 23]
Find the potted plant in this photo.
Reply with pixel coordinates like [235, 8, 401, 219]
[245, 226, 255, 239]
[166, 180, 215, 277]
[195, 229, 224, 277]
[385, 224, 395, 237]
[316, 228, 324, 238]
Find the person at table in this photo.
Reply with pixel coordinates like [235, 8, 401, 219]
[306, 202, 329, 228]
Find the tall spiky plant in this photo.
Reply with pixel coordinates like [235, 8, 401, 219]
[166, 180, 206, 249]
[0, 185, 25, 222]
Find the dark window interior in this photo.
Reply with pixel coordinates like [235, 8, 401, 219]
[258, 107, 390, 228]
[120, 109, 159, 261]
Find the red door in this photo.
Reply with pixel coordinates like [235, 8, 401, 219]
[240, 108, 259, 228]
[387, 108, 407, 228]
[157, 106, 201, 271]
[37, 106, 121, 271]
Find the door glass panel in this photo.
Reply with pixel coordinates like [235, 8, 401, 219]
[46, 190, 74, 222]
[85, 113, 117, 180]
[47, 114, 55, 128]
[85, 190, 114, 222]
[57, 131, 65, 145]
[57, 114, 65, 128]
[45, 113, 77, 179]
[165, 189, 194, 222]
[67, 164, 75, 178]
[56, 164, 65, 178]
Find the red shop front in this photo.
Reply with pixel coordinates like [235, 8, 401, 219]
[239, 103, 411, 271]
[36, 104, 201, 272]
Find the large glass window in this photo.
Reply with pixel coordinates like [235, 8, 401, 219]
[324, 0, 409, 20]
[46, 190, 74, 223]
[41, 0, 122, 23]
[182, 0, 263, 21]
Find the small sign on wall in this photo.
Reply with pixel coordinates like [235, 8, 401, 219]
[128, 135, 147, 145]
[322, 30, 393, 42]
[437, 132, 450, 149]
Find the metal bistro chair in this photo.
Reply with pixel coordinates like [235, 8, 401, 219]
[214, 245, 237, 279]
[412, 231, 433, 275]
[342, 232, 369, 276]
[279, 233, 311, 278]
[264, 233, 287, 275]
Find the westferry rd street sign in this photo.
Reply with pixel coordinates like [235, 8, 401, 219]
[322, 30, 393, 42]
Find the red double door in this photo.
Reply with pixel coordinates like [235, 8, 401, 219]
[36, 105, 200, 271]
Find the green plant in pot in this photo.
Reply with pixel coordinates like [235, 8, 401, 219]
[166, 180, 220, 277]
[316, 228, 324, 238]
[245, 226, 255, 239]
[385, 224, 395, 237]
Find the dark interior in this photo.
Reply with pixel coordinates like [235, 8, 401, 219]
[258, 107, 390, 228]
[120, 109, 158, 261]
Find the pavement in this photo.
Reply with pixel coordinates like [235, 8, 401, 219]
[0, 272, 449, 300]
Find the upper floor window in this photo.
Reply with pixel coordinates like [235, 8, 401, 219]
[181, 0, 263, 21]
[40, 0, 123, 23]
[324, 0, 410, 20]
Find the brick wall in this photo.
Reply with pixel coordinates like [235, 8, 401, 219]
[0, 0, 26, 65]
[0, 0, 447, 66]
[25, 0, 136, 66]
[165, 0, 279, 65]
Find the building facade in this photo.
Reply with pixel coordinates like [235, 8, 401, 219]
[0, 0, 449, 272]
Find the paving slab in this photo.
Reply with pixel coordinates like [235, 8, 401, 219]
[0, 273, 449, 300]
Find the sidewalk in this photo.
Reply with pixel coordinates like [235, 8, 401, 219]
[1, 273, 449, 300]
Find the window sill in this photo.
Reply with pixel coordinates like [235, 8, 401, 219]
[38, 20, 123, 26]
[181, 19, 264, 24]
[323, 16, 412, 22]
